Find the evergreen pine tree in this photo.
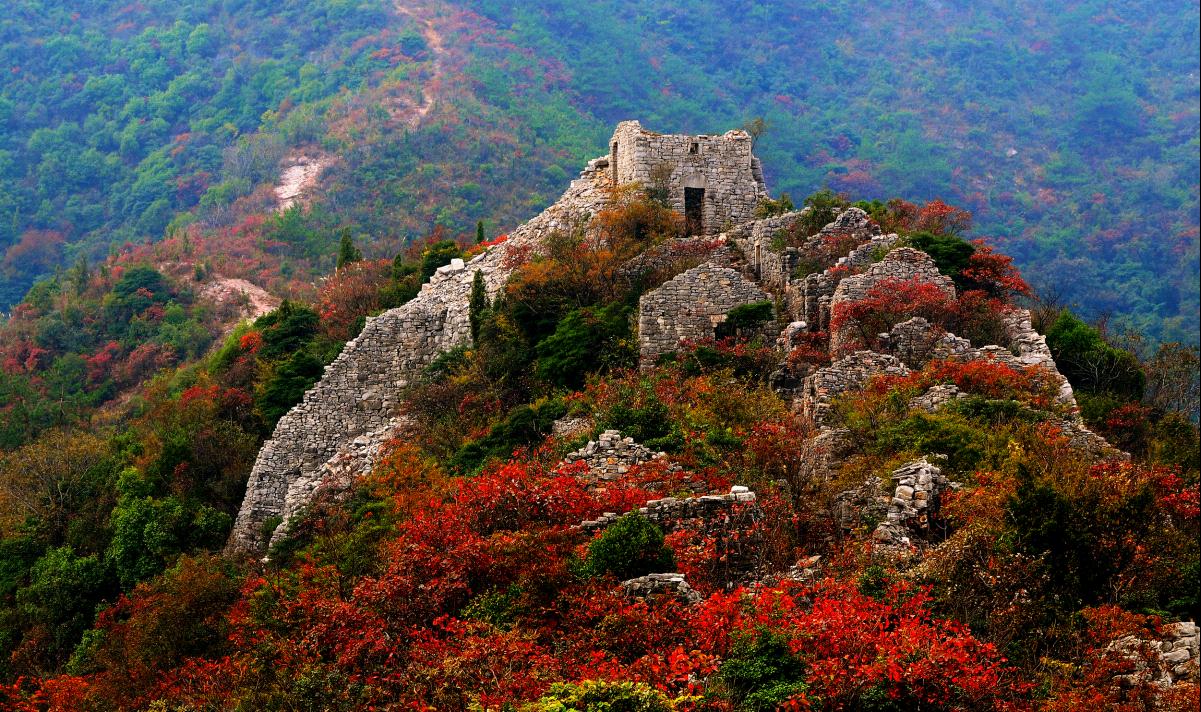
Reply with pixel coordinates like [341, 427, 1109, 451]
[468, 270, 490, 342]
[336, 229, 362, 271]
[475, 220, 486, 244]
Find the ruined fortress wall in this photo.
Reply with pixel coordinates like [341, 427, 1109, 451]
[638, 263, 771, 368]
[228, 162, 614, 554]
[609, 120, 767, 234]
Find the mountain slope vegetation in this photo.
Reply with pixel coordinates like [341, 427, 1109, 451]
[2, 0, 1197, 344]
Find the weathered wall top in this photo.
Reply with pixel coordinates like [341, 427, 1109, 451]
[607, 120, 767, 234]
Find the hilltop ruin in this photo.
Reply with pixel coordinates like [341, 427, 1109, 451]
[229, 120, 1109, 555]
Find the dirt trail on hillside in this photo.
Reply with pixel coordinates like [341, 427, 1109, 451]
[272, 2, 447, 211]
[388, 1, 448, 128]
[275, 154, 332, 212]
[199, 276, 280, 328]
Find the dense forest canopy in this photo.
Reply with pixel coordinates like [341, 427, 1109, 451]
[1, 0, 1198, 344]
[458, 0, 1201, 344]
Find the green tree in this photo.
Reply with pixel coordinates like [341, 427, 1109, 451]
[475, 220, 486, 244]
[16, 546, 108, 665]
[585, 512, 675, 580]
[468, 270, 489, 342]
[336, 229, 362, 271]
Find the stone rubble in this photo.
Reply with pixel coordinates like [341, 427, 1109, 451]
[1109, 621, 1200, 687]
[833, 458, 958, 550]
[621, 573, 703, 604]
[559, 429, 677, 486]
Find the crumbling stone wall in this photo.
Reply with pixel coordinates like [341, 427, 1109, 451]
[800, 351, 910, 427]
[829, 247, 955, 355]
[609, 120, 766, 234]
[580, 486, 763, 585]
[1109, 621, 1200, 687]
[638, 263, 772, 368]
[232, 121, 777, 555]
[725, 212, 804, 290]
[229, 159, 616, 554]
[559, 430, 675, 485]
[833, 458, 957, 550]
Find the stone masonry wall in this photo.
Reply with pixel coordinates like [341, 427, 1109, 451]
[231, 122, 776, 555]
[610, 120, 766, 234]
[638, 263, 771, 368]
[828, 247, 955, 355]
[229, 159, 615, 554]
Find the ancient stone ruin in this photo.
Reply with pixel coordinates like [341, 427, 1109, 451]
[231, 120, 1119, 560]
[229, 121, 776, 555]
[638, 263, 771, 368]
[608, 120, 767, 235]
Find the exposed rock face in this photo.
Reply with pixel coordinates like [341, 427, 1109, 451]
[638, 263, 771, 368]
[230, 121, 774, 555]
[609, 120, 767, 234]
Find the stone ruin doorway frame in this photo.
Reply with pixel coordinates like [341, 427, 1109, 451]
[683, 174, 706, 236]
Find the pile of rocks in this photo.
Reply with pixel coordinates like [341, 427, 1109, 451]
[621, 573, 703, 604]
[1110, 621, 1200, 687]
[559, 430, 676, 486]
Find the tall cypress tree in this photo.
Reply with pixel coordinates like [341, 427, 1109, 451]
[468, 270, 490, 342]
[475, 220, 486, 244]
[336, 229, 362, 271]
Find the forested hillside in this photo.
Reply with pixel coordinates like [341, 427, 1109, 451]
[2, 0, 1197, 344]
[460, 0, 1200, 344]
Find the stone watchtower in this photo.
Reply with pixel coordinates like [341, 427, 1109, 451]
[607, 120, 767, 235]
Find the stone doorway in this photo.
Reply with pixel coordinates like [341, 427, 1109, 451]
[684, 187, 704, 235]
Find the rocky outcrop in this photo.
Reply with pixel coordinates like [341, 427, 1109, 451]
[638, 262, 772, 368]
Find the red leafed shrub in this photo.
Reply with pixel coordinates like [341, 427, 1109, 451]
[786, 330, 832, 369]
[923, 357, 1060, 407]
[317, 258, 395, 340]
[830, 276, 956, 354]
[960, 240, 1032, 300]
[690, 580, 1032, 710]
[237, 330, 263, 354]
[85, 341, 122, 383]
